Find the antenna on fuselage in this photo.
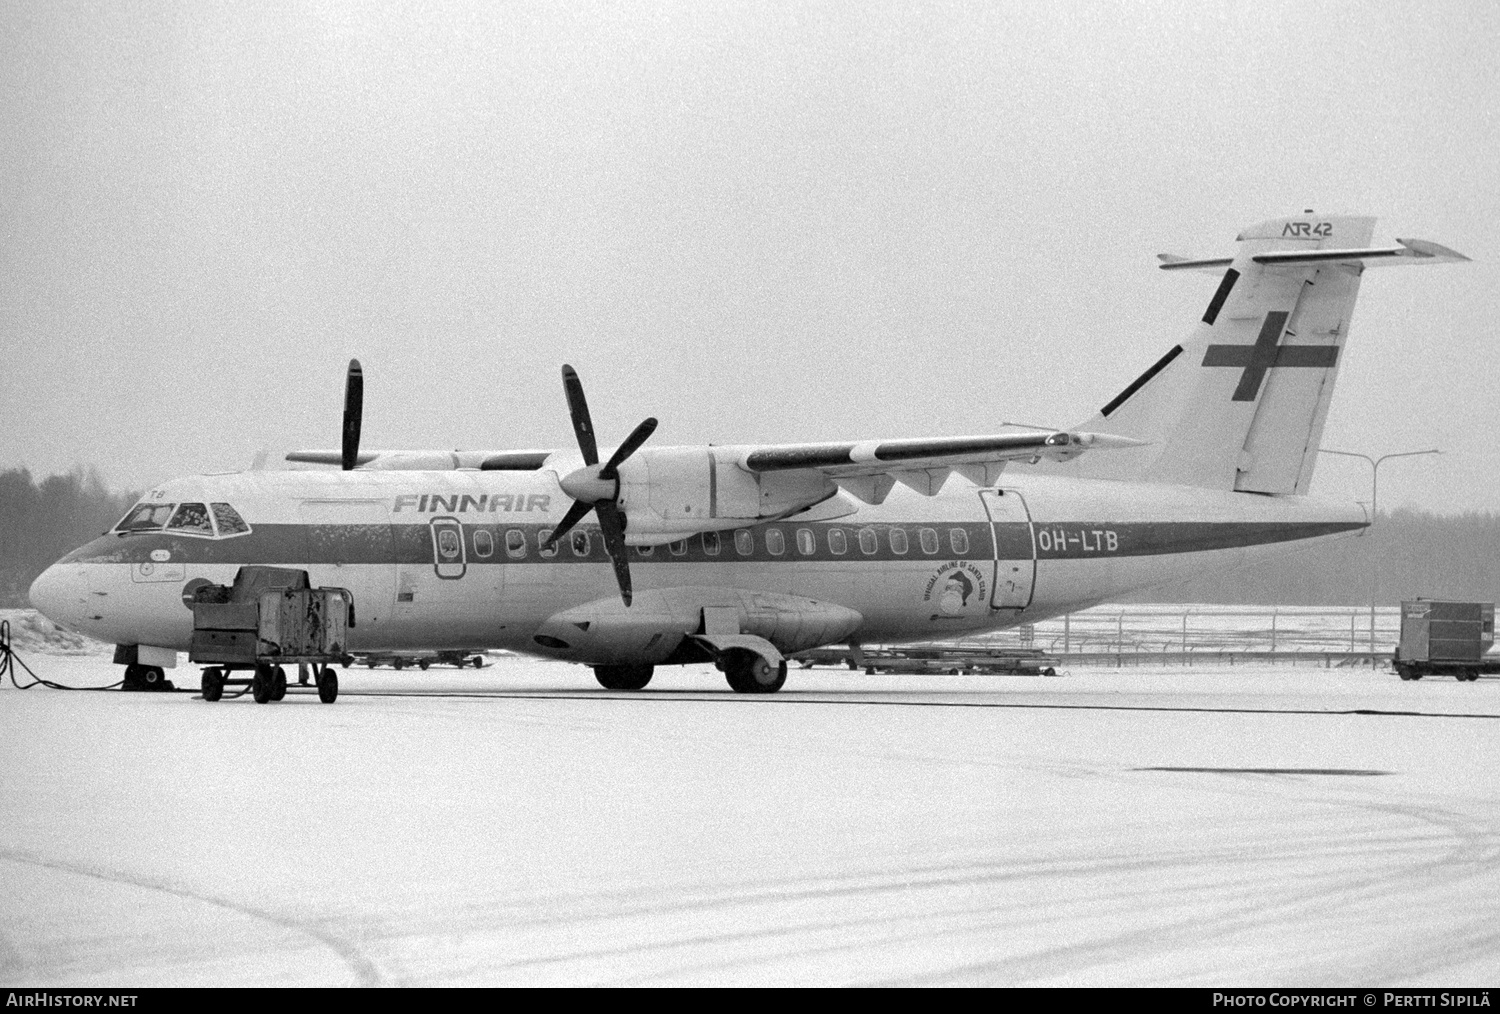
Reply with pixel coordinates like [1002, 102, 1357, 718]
[342, 359, 363, 471]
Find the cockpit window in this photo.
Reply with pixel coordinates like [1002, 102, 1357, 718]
[210, 503, 250, 536]
[166, 502, 214, 535]
[115, 503, 175, 532]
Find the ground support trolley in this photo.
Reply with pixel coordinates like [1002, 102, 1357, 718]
[1394, 599, 1498, 682]
[189, 566, 353, 704]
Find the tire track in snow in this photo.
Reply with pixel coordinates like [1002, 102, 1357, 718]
[0, 851, 383, 986]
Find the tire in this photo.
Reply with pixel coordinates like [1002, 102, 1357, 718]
[473, 657, 483, 669]
[270, 666, 288, 701]
[418, 660, 430, 671]
[724, 650, 786, 693]
[594, 664, 654, 690]
[139, 666, 169, 691]
[201, 669, 223, 702]
[317, 670, 338, 704]
[394, 660, 405, 671]
[121, 664, 148, 691]
[252, 664, 272, 704]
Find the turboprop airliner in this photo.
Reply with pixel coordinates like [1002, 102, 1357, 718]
[28, 214, 1468, 694]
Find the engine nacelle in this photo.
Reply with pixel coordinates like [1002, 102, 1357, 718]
[615, 447, 836, 542]
[531, 586, 863, 665]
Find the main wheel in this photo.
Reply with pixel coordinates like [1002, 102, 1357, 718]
[472, 656, 483, 669]
[201, 669, 224, 702]
[593, 664, 654, 690]
[270, 665, 288, 701]
[317, 670, 339, 703]
[724, 650, 786, 693]
[252, 664, 273, 704]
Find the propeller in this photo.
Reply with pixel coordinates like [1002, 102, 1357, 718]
[341, 359, 363, 471]
[544, 365, 657, 606]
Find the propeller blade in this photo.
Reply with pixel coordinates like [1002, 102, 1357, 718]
[595, 501, 633, 607]
[560, 365, 599, 466]
[599, 417, 658, 480]
[544, 498, 594, 550]
[341, 359, 363, 471]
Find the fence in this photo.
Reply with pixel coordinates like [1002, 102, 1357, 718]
[939, 604, 1404, 665]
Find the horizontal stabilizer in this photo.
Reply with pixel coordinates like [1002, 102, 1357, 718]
[1162, 239, 1468, 272]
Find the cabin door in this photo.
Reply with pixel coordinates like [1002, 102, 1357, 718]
[978, 489, 1036, 610]
[299, 499, 397, 633]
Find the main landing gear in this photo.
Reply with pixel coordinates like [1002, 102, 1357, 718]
[593, 664, 654, 690]
[721, 649, 787, 694]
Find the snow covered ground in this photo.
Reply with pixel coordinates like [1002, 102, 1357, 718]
[3, 649, 1498, 987]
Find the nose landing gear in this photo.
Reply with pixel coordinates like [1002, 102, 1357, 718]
[121, 664, 174, 692]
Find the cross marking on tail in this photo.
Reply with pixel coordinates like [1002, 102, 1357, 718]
[1201, 310, 1340, 402]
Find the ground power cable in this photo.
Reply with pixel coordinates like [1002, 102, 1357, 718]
[0, 619, 123, 691]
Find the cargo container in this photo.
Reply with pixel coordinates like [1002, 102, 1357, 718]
[189, 565, 351, 703]
[1394, 599, 1498, 681]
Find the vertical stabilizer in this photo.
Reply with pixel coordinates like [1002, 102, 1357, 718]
[1038, 214, 1467, 493]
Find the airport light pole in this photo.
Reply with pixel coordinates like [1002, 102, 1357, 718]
[1318, 448, 1442, 655]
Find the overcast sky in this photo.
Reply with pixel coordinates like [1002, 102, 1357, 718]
[2, 0, 1495, 513]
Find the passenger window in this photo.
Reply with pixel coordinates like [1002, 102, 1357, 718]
[116, 503, 174, 532]
[765, 529, 785, 555]
[919, 528, 939, 554]
[888, 528, 909, 554]
[858, 528, 878, 555]
[210, 503, 249, 536]
[571, 531, 591, 557]
[796, 529, 815, 555]
[437, 528, 461, 560]
[636, 544, 655, 557]
[734, 530, 754, 556]
[166, 502, 214, 535]
[950, 528, 970, 554]
[669, 539, 687, 556]
[507, 529, 528, 559]
[474, 530, 494, 557]
[828, 528, 848, 555]
[702, 531, 721, 556]
[537, 529, 557, 558]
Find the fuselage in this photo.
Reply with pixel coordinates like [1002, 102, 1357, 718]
[29, 467, 1367, 663]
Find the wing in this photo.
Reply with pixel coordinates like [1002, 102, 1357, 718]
[285, 449, 553, 471]
[736, 429, 1143, 503]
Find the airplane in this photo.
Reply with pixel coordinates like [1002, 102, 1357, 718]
[27, 213, 1469, 696]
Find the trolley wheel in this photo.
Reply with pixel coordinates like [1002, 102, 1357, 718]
[252, 664, 273, 704]
[418, 660, 430, 671]
[201, 669, 224, 702]
[366, 660, 376, 668]
[394, 659, 405, 670]
[473, 656, 483, 669]
[317, 670, 339, 704]
[1044, 667, 1057, 676]
[270, 665, 288, 701]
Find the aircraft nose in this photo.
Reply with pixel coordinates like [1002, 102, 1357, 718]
[28, 563, 74, 625]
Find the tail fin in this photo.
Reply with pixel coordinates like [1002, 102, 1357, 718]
[1044, 214, 1468, 493]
